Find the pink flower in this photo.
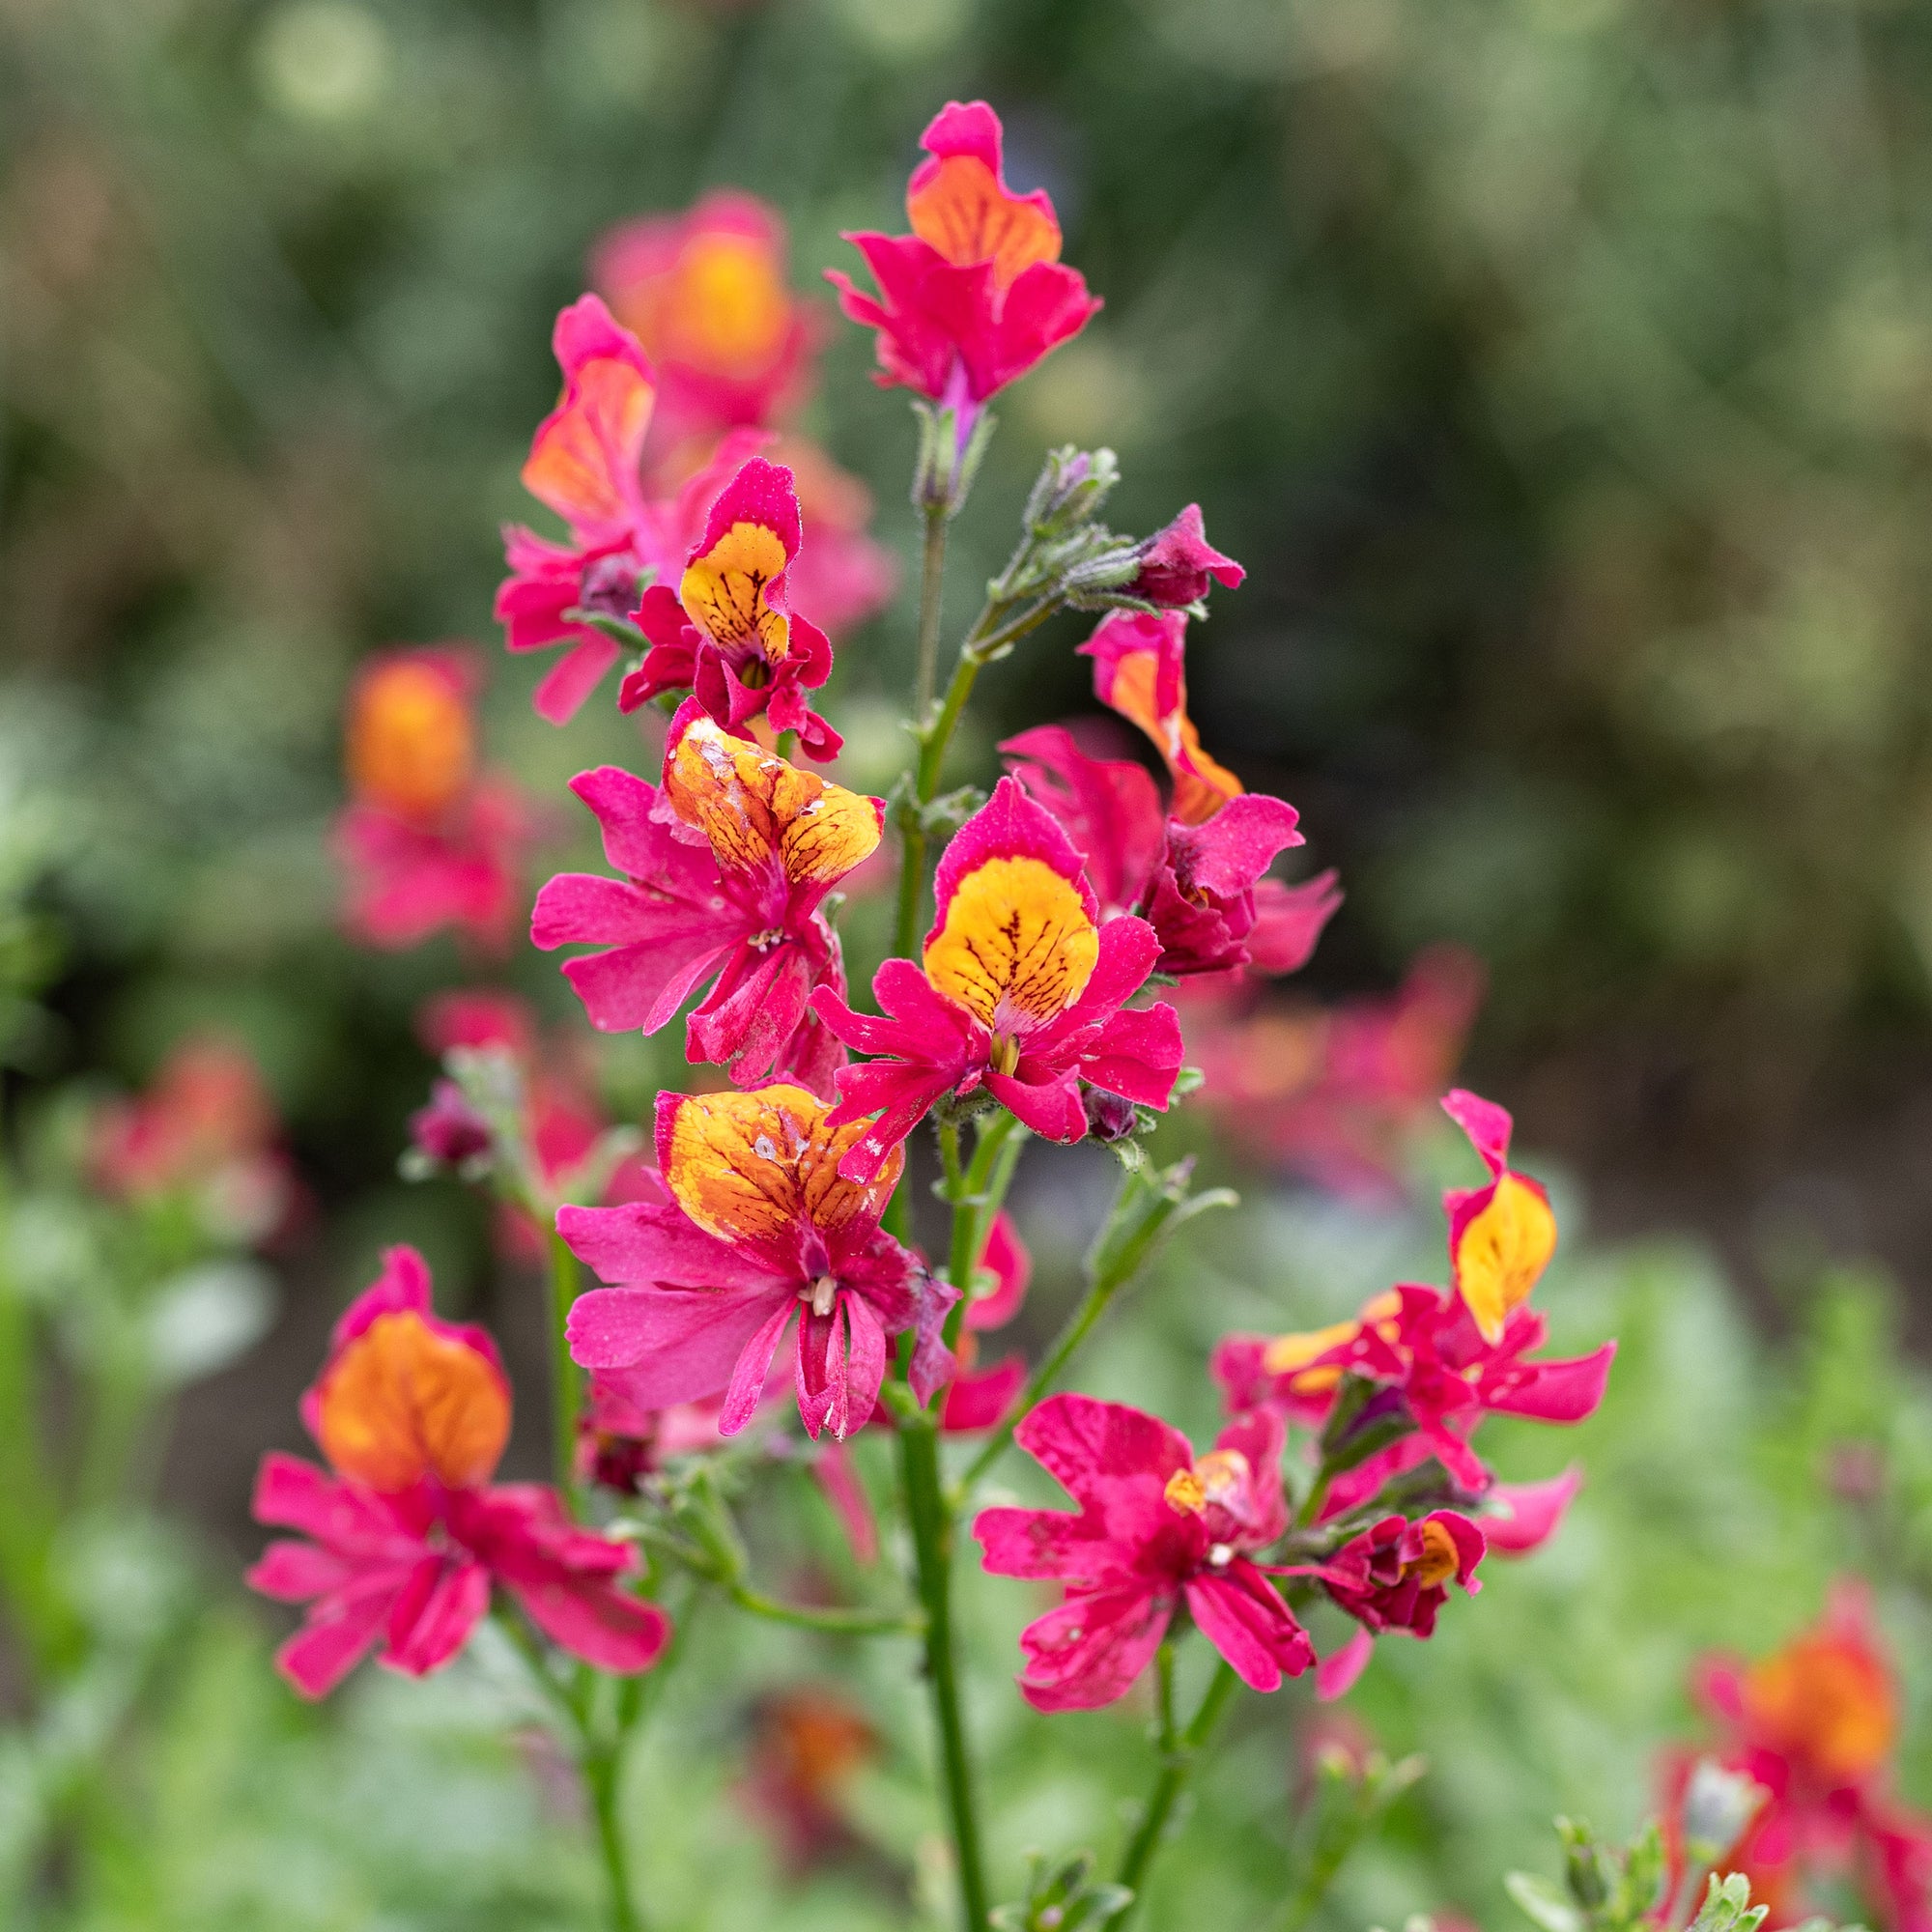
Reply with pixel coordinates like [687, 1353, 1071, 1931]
[593, 191, 818, 450]
[333, 648, 534, 953]
[617, 456, 841, 759]
[247, 1246, 667, 1697]
[941, 1210, 1034, 1433]
[562, 1085, 954, 1441]
[496, 296, 664, 724]
[811, 777, 1184, 1183]
[973, 1395, 1313, 1711]
[1001, 724, 1322, 979]
[90, 1034, 296, 1245]
[532, 701, 883, 1093]
[1293, 1510, 1485, 1637]
[828, 101, 1101, 412]
[1128, 506, 1245, 610]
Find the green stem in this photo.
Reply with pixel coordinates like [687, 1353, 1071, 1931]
[898, 1415, 990, 1932]
[1109, 1659, 1240, 1925]
[547, 1230, 583, 1504]
[585, 1738, 641, 1932]
[728, 1584, 923, 1637]
[915, 501, 949, 723]
[941, 1110, 1023, 1347]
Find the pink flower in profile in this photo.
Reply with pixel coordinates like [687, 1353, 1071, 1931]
[941, 1210, 1034, 1433]
[1128, 506, 1245, 610]
[1002, 724, 1331, 980]
[618, 457, 841, 759]
[334, 647, 533, 953]
[828, 101, 1101, 415]
[1080, 609, 1243, 827]
[247, 1247, 667, 1697]
[562, 1085, 954, 1441]
[974, 1395, 1313, 1712]
[532, 701, 882, 1094]
[812, 777, 1183, 1183]
[495, 295, 666, 724]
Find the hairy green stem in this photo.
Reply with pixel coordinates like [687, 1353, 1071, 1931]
[547, 1230, 583, 1503]
[915, 501, 950, 722]
[898, 1415, 990, 1931]
[1108, 1659, 1240, 1925]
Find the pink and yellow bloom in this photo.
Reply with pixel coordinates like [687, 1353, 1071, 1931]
[1295, 1510, 1485, 1638]
[562, 1085, 952, 1441]
[811, 777, 1183, 1182]
[974, 1395, 1313, 1712]
[532, 700, 882, 1093]
[496, 295, 666, 724]
[1212, 1092, 1614, 1503]
[828, 101, 1101, 415]
[247, 1246, 667, 1697]
[1002, 724, 1330, 980]
[594, 191, 816, 450]
[334, 647, 533, 952]
[619, 456, 841, 759]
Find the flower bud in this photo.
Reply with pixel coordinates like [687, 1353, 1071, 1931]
[410, 1078, 493, 1168]
[1081, 1085, 1140, 1144]
[1023, 444, 1120, 539]
[1127, 505, 1244, 609]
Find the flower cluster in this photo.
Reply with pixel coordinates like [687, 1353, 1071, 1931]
[268, 97, 1624, 1932]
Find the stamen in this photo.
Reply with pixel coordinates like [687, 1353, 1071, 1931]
[801, 1275, 838, 1319]
[988, 1032, 1020, 1077]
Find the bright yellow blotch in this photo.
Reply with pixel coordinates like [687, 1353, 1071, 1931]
[665, 716, 882, 889]
[348, 661, 473, 820]
[1454, 1174, 1557, 1344]
[663, 234, 790, 376]
[315, 1310, 509, 1492]
[1261, 1291, 1400, 1389]
[522, 355, 655, 528]
[923, 856, 1098, 1035]
[665, 1085, 903, 1249]
[681, 522, 790, 663]
[1413, 1519, 1461, 1588]
[908, 156, 1061, 290]
[1164, 1449, 1251, 1519]
[1103, 650, 1243, 826]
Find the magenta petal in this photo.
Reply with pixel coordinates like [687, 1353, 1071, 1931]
[1183, 1563, 1312, 1691]
[1484, 1342, 1616, 1423]
[274, 1570, 409, 1699]
[558, 1200, 776, 1295]
[384, 1555, 491, 1677]
[531, 634, 621, 724]
[721, 1298, 796, 1435]
[942, 1357, 1027, 1433]
[1014, 1585, 1172, 1713]
[1315, 1628, 1375, 1702]
[985, 1066, 1089, 1142]
[565, 1283, 785, 1413]
[1077, 1003, 1183, 1107]
[1483, 1468, 1583, 1553]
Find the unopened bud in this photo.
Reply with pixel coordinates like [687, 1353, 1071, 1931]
[1022, 444, 1119, 538]
[1082, 1086, 1140, 1144]
[409, 1078, 493, 1167]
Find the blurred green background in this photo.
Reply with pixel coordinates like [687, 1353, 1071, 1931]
[9, 0, 1932, 1924]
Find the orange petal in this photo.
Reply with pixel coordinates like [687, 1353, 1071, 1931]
[1453, 1174, 1558, 1344]
[1102, 649, 1242, 826]
[1745, 1633, 1896, 1785]
[664, 713, 882, 890]
[347, 657, 475, 819]
[522, 355, 655, 530]
[908, 154, 1061, 289]
[663, 232, 791, 378]
[680, 520, 791, 663]
[315, 1309, 510, 1492]
[1413, 1519, 1461, 1588]
[923, 854, 1098, 1031]
[664, 1085, 902, 1247]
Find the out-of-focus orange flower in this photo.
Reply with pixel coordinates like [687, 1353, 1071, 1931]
[740, 1686, 877, 1871]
